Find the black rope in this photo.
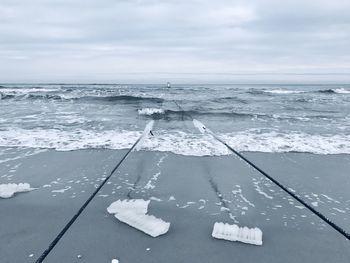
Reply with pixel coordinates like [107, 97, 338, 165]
[172, 99, 350, 241]
[35, 132, 146, 262]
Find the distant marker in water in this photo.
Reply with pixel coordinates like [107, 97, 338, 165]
[167, 82, 171, 88]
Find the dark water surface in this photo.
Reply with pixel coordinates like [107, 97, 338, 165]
[1, 83, 349, 155]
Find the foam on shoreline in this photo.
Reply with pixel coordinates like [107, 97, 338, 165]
[0, 128, 349, 155]
[0, 183, 34, 198]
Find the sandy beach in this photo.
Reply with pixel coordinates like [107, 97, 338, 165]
[1, 148, 349, 262]
[2, 0, 350, 261]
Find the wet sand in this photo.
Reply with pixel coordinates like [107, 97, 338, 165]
[0, 148, 349, 262]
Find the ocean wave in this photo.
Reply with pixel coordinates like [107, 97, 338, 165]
[263, 89, 305, 94]
[138, 108, 165, 115]
[28, 94, 65, 100]
[0, 87, 60, 93]
[138, 109, 260, 119]
[0, 91, 67, 101]
[0, 92, 165, 103]
[247, 89, 305, 95]
[247, 90, 266, 95]
[318, 88, 350, 94]
[211, 96, 249, 104]
[0, 93, 15, 100]
[82, 95, 164, 103]
[247, 88, 350, 95]
[334, 88, 350, 94]
[0, 128, 348, 155]
[318, 89, 338, 94]
[138, 109, 331, 122]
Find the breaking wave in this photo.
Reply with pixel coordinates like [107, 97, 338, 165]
[248, 88, 350, 95]
[138, 108, 165, 115]
[263, 90, 305, 94]
[0, 87, 60, 93]
[82, 95, 164, 103]
[137, 109, 263, 120]
[138, 109, 336, 122]
[317, 88, 350, 94]
[0, 128, 348, 155]
[0, 91, 164, 103]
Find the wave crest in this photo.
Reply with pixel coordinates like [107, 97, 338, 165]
[0, 128, 348, 155]
[0, 92, 165, 103]
[247, 88, 350, 95]
[138, 108, 165, 115]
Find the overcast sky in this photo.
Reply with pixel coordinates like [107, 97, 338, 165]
[1, 0, 350, 83]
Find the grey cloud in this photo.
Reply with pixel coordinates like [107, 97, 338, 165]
[0, 0, 349, 83]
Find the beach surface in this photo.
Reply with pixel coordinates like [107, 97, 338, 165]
[1, 147, 349, 263]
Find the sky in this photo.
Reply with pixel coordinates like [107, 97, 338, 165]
[0, 0, 350, 83]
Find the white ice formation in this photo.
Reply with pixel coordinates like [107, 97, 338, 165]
[108, 198, 170, 238]
[107, 199, 150, 214]
[0, 183, 34, 198]
[212, 222, 263, 246]
[115, 210, 170, 237]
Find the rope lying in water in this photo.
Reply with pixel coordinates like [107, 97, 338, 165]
[35, 125, 151, 263]
[172, 99, 350, 241]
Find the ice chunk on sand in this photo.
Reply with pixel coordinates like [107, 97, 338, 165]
[135, 120, 154, 151]
[212, 222, 262, 246]
[115, 210, 170, 237]
[107, 199, 150, 215]
[108, 199, 170, 238]
[0, 183, 34, 198]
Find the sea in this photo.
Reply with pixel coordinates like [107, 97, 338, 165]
[0, 84, 349, 156]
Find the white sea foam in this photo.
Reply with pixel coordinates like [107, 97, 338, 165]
[51, 186, 71, 193]
[264, 89, 304, 94]
[0, 128, 349, 155]
[220, 131, 350, 155]
[231, 188, 255, 207]
[253, 181, 273, 199]
[333, 88, 350, 94]
[0, 183, 34, 198]
[144, 172, 161, 190]
[138, 108, 164, 115]
[332, 208, 346, 213]
[0, 148, 46, 164]
[0, 88, 59, 94]
[321, 194, 340, 204]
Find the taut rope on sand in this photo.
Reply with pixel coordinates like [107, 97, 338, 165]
[172, 99, 350, 241]
[35, 121, 155, 263]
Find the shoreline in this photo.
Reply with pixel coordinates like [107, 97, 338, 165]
[0, 148, 349, 262]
